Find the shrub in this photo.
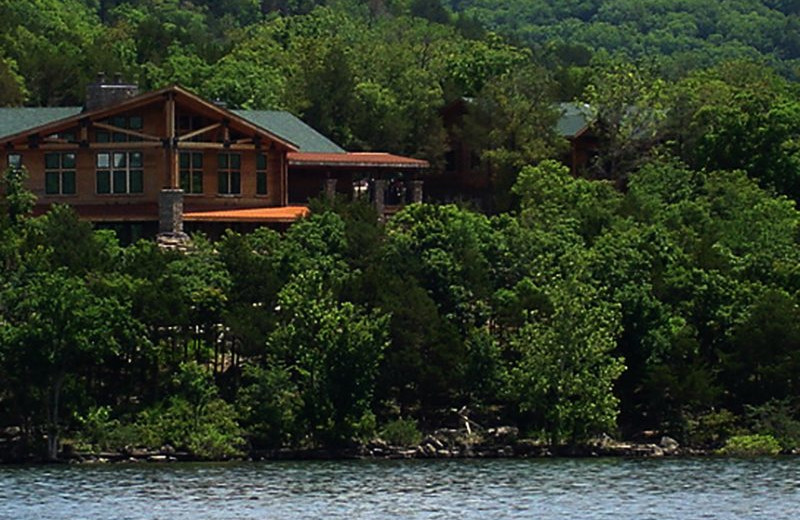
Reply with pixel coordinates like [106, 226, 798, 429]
[186, 399, 245, 460]
[744, 399, 800, 451]
[717, 434, 782, 456]
[75, 406, 138, 452]
[236, 363, 302, 449]
[380, 418, 422, 446]
[134, 396, 245, 459]
[686, 409, 739, 448]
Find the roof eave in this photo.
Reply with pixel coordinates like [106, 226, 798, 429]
[289, 160, 429, 168]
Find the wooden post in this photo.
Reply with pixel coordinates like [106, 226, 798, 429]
[165, 93, 178, 188]
[373, 178, 386, 218]
[325, 177, 337, 200]
[410, 180, 424, 203]
[281, 153, 289, 206]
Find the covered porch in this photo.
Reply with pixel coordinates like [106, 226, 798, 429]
[287, 151, 429, 216]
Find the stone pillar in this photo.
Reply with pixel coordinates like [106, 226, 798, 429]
[158, 188, 185, 235]
[410, 180, 424, 204]
[324, 178, 337, 200]
[373, 179, 386, 217]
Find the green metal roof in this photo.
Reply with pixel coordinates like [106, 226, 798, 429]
[234, 110, 345, 153]
[0, 107, 83, 139]
[556, 102, 594, 138]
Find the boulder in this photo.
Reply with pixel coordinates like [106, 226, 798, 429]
[487, 426, 519, 444]
[659, 436, 680, 454]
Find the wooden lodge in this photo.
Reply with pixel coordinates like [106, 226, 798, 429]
[0, 76, 428, 241]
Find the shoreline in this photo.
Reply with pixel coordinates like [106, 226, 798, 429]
[2, 432, 711, 465]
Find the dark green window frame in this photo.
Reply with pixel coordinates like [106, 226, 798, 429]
[98, 115, 143, 143]
[217, 153, 241, 195]
[96, 151, 143, 195]
[256, 153, 268, 195]
[44, 152, 76, 195]
[179, 152, 204, 194]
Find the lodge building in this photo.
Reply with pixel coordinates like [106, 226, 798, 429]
[0, 76, 428, 240]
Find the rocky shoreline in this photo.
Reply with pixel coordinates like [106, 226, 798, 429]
[2, 425, 697, 464]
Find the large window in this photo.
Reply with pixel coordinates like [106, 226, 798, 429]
[217, 153, 241, 195]
[96, 152, 143, 194]
[44, 152, 76, 195]
[177, 115, 209, 142]
[256, 153, 268, 195]
[96, 115, 143, 143]
[179, 152, 204, 194]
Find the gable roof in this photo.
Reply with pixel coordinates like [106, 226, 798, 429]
[0, 107, 82, 140]
[0, 103, 346, 154]
[0, 86, 299, 151]
[234, 110, 345, 154]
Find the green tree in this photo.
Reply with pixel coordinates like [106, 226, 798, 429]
[508, 279, 624, 446]
[0, 54, 26, 105]
[667, 61, 800, 201]
[581, 58, 668, 184]
[267, 270, 389, 446]
[464, 65, 563, 211]
[236, 363, 302, 448]
[1, 165, 35, 227]
[0, 270, 143, 459]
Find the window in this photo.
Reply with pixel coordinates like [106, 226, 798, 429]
[7, 153, 22, 170]
[44, 152, 76, 195]
[217, 153, 241, 195]
[177, 115, 209, 141]
[256, 153, 268, 195]
[179, 152, 204, 194]
[96, 115, 143, 143]
[96, 152, 143, 194]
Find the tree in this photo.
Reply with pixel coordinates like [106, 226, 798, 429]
[508, 279, 624, 447]
[410, 0, 450, 24]
[25, 204, 119, 276]
[667, 61, 800, 201]
[0, 55, 26, 105]
[464, 65, 563, 211]
[723, 289, 800, 407]
[267, 269, 389, 446]
[0, 270, 143, 459]
[1, 165, 35, 227]
[581, 58, 668, 184]
[512, 159, 621, 243]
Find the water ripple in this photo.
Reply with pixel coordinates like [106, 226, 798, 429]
[1, 458, 799, 519]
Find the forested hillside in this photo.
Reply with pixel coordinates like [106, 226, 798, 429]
[450, 0, 800, 76]
[2, 0, 800, 460]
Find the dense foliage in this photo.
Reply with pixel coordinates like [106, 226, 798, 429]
[2, 0, 800, 458]
[3, 155, 800, 457]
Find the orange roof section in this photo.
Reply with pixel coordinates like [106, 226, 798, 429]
[33, 203, 311, 223]
[288, 152, 429, 168]
[183, 205, 310, 223]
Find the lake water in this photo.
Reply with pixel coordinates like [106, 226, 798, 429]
[1, 458, 799, 519]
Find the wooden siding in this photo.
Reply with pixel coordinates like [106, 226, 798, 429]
[2, 91, 290, 221]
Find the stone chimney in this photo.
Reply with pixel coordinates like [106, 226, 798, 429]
[85, 72, 140, 111]
[158, 188, 185, 235]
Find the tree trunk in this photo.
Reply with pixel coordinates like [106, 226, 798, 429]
[46, 374, 65, 461]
